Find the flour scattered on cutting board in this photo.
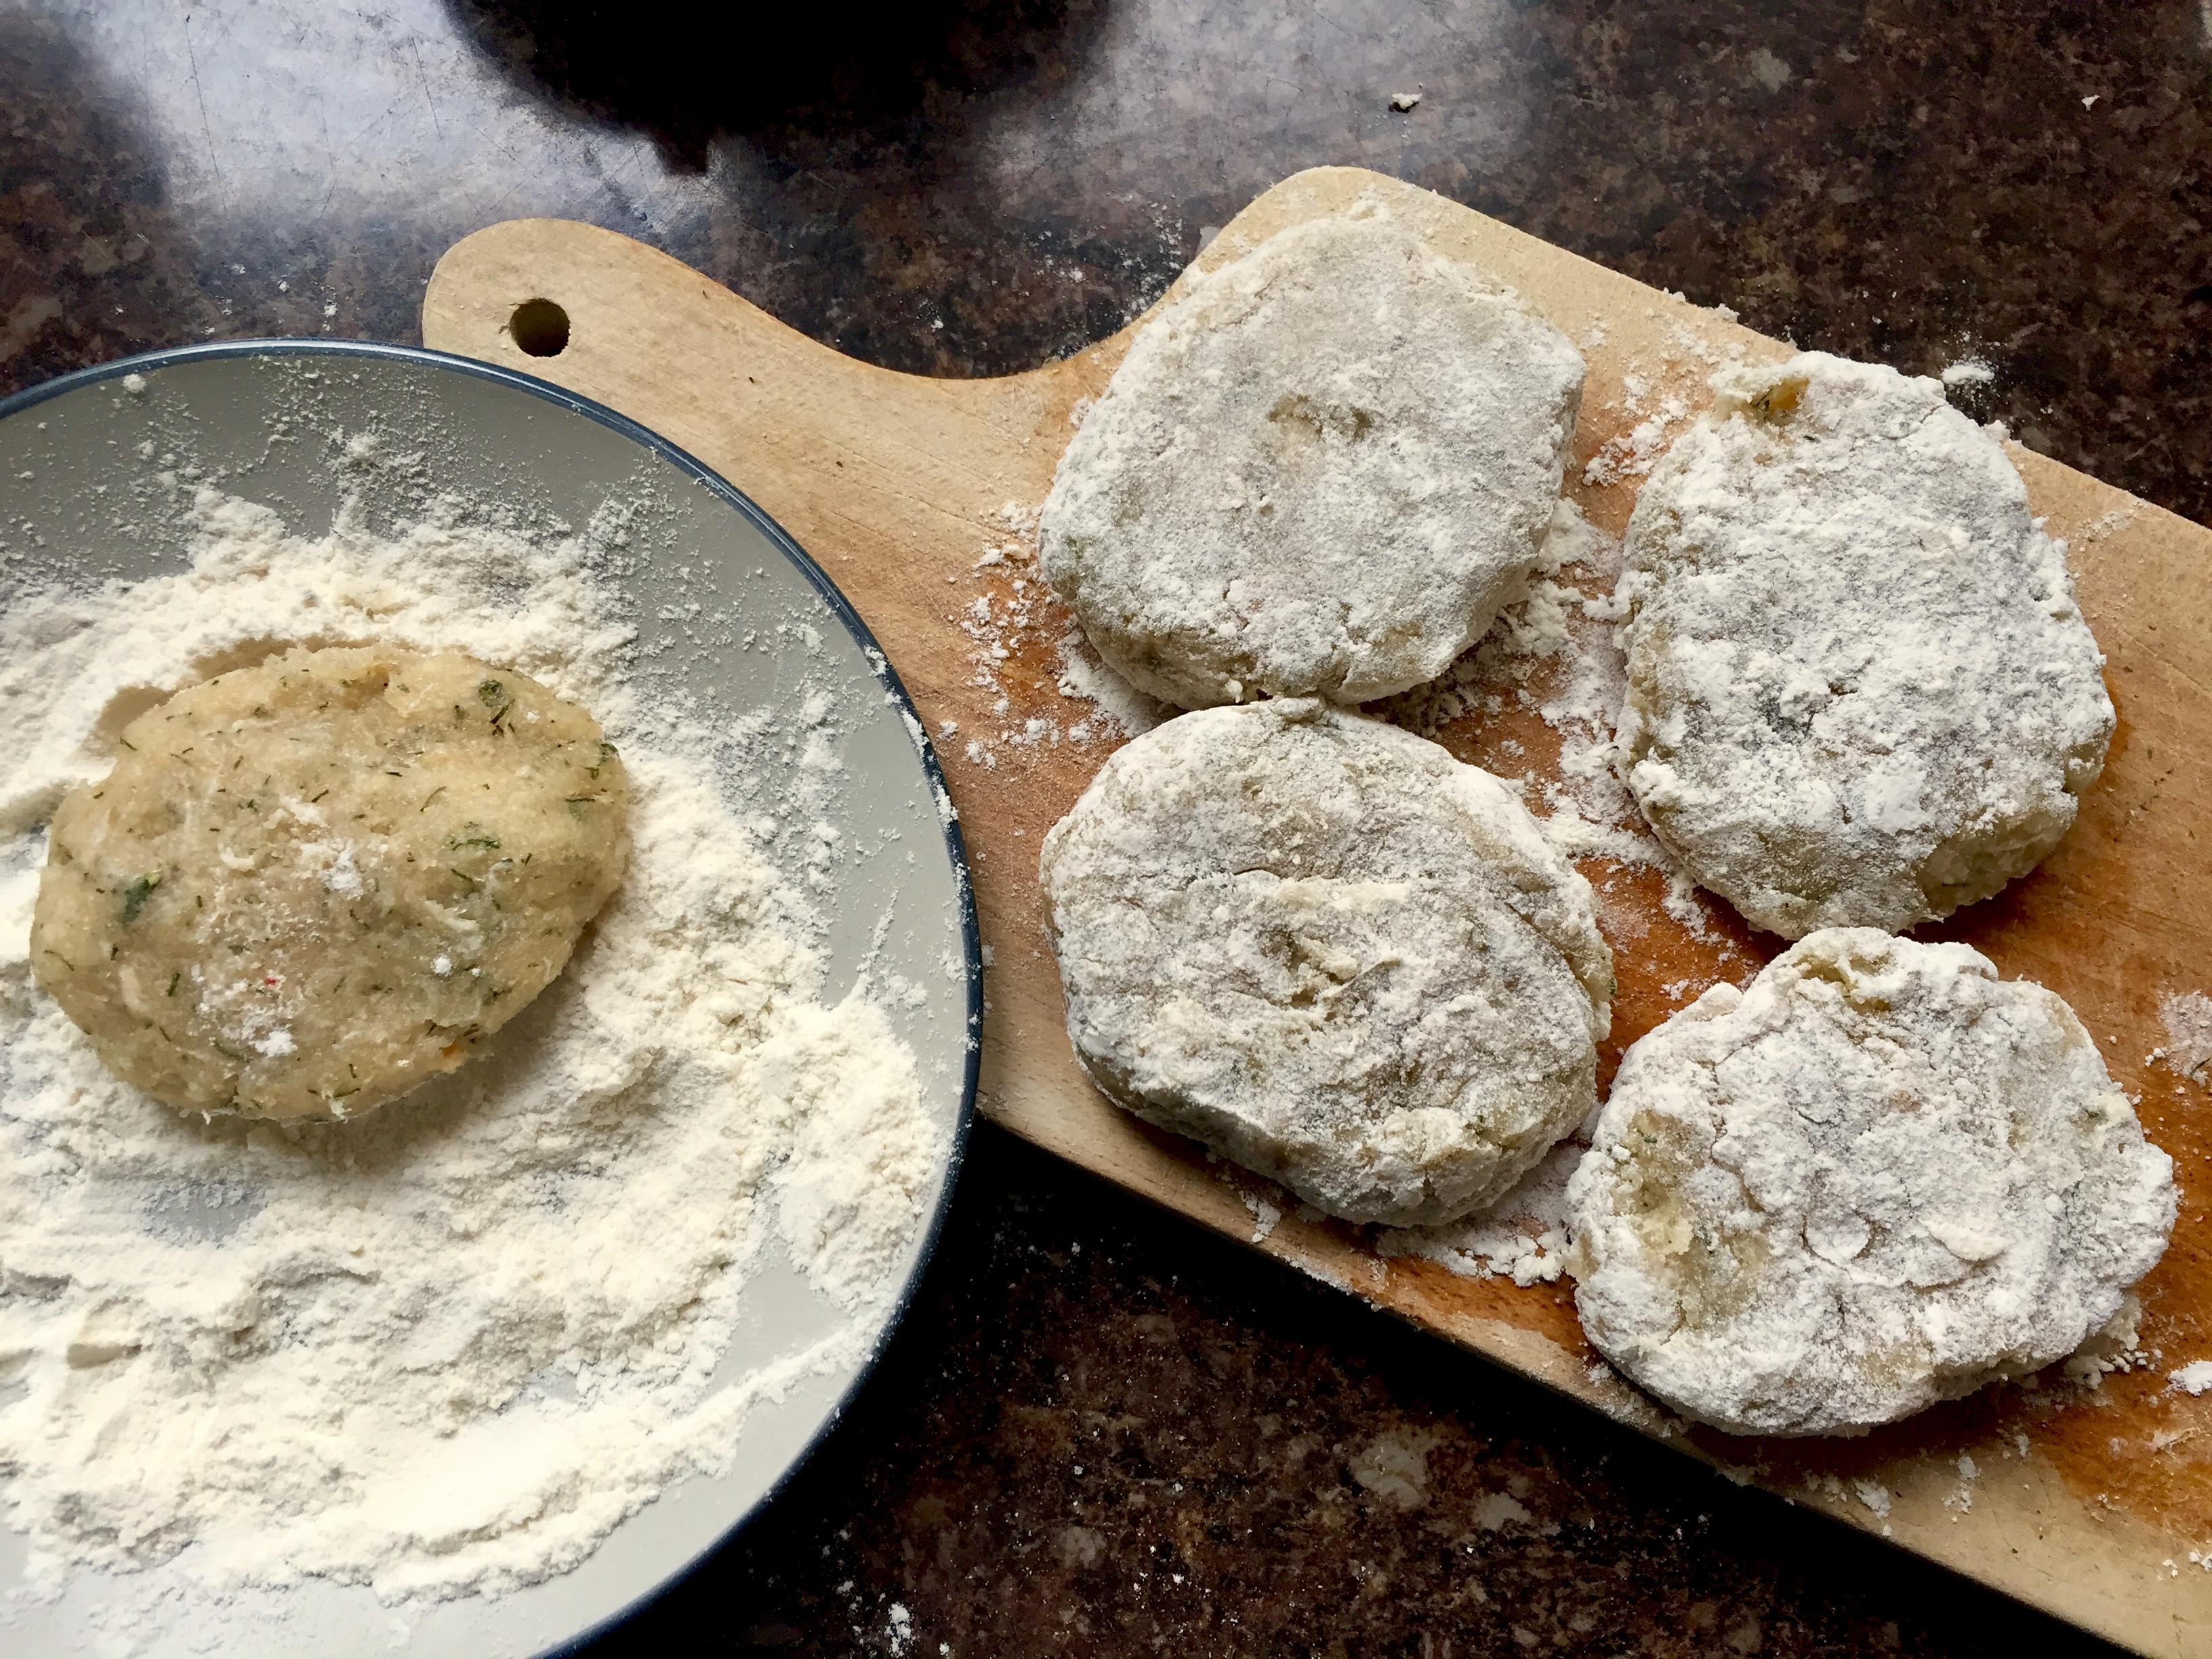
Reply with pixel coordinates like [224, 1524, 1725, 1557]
[1057, 628, 1168, 739]
[1378, 1141, 1580, 1285]
[1372, 497, 1744, 954]
[2154, 991, 2212, 1084]
[1944, 1455, 1981, 1515]
[1578, 314, 1750, 489]
[2173, 1361, 2212, 1396]
[950, 501, 1164, 771]
[0, 483, 947, 1619]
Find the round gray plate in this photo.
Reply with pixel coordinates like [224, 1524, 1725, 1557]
[0, 343, 979, 1657]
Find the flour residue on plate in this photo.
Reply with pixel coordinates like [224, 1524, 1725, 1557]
[0, 485, 947, 1609]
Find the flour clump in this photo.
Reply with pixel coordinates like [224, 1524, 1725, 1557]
[1039, 700, 1613, 1225]
[1614, 352, 2113, 938]
[33, 644, 628, 1121]
[1563, 928, 2175, 1436]
[1039, 204, 1586, 709]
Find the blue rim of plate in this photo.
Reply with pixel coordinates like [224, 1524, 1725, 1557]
[0, 339, 983, 1658]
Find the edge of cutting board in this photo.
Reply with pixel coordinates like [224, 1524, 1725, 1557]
[424, 165, 2212, 1656]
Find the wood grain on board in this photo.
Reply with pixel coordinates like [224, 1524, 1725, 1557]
[424, 167, 2212, 1656]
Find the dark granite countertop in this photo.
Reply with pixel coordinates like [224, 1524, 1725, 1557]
[5, 2, 2207, 1653]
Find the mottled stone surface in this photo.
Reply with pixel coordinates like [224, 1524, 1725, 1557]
[4, 1, 2209, 520]
[2, 1, 2196, 1652]
[4, 1, 2212, 520]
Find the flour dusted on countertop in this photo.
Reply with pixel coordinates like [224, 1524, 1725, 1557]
[0, 491, 942, 1605]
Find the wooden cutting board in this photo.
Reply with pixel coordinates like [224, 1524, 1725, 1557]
[423, 167, 2212, 1655]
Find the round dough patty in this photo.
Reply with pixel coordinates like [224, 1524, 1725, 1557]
[1616, 352, 2114, 939]
[1564, 929, 2174, 1437]
[33, 644, 630, 1120]
[1039, 205, 1586, 710]
[1038, 700, 1614, 1226]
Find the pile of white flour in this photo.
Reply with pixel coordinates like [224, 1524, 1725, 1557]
[0, 489, 942, 1606]
[1378, 1140, 1580, 1287]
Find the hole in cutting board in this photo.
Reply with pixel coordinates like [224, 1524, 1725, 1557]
[508, 298, 570, 357]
